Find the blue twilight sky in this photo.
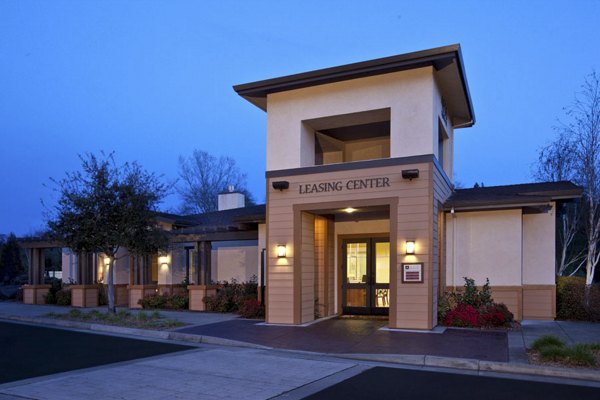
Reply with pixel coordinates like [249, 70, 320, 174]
[1, 1, 600, 236]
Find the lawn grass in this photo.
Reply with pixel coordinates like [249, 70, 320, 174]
[45, 309, 184, 330]
[529, 335, 600, 368]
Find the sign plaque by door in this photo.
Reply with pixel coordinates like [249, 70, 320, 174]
[401, 263, 423, 283]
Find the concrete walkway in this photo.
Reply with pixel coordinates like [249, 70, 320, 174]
[2, 301, 600, 385]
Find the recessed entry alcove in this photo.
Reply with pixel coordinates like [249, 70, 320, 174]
[304, 108, 391, 165]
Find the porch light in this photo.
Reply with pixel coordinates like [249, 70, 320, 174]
[406, 240, 416, 255]
[343, 207, 357, 214]
[104, 257, 111, 267]
[276, 245, 287, 258]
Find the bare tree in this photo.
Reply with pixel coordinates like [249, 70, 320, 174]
[177, 150, 254, 214]
[534, 133, 583, 275]
[569, 72, 600, 293]
[534, 72, 600, 289]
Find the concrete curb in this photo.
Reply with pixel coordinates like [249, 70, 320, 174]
[3, 314, 600, 383]
[334, 353, 600, 382]
[0, 314, 270, 350]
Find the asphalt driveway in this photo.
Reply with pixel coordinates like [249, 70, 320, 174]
[0, 321, 192, 383]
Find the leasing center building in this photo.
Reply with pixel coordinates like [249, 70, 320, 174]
[235, 44, 581, 330]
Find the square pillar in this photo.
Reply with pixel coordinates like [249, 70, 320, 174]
[188, 285, 217, 311]
[196, 241, 212, 285]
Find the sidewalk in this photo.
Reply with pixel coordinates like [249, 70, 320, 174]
[2, 301, 600, 383]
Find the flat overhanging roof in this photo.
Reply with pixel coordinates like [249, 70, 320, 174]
[233, 44, 475, 128]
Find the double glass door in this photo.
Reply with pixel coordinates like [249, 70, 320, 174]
[342, 238, 390, 315]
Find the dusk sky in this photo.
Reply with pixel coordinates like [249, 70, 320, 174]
[1, 1, 599, 236]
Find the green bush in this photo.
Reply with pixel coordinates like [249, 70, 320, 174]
[97, 283, 108, 306]
[55, 289, 71, 306]
[531, 334, 598, 367]
[531, 335, 565, 352]
[139, 293, 167, 309]
[539, 345, 569, 362]
[44, 278, 63, 305]
[556, 276, 600, 322]
[139, 292, 189, 310]
[169, 294, 189, 310]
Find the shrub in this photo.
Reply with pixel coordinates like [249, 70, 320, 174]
[531, 335, 565, 352]
[204, 276, 259, 313]
[539, 345, 569, 362]
[168, 294, 189, 310]
[440, 277, 513, 328]
[567, 344, 597, 367]
[55, 289, 71, 306]
[44, 278, 63, 305]
[238, 298, 265, 319]
[443, 304, 480, 327]
[556, 276, 600, 322]
[139, 292, 189, 310]
[139, 293, 167, 309]
[97, 283, 108, 306]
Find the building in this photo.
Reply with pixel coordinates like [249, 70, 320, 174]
[233, 44, 581, 329]
[21, 44, 580, 329]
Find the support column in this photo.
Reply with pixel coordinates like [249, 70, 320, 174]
[197, 241, 212, 285]
[189, 241, 216, 311]
[128, 254, 157, 308]
[22, 248, 50, 304]
[71, 251, 98, 308]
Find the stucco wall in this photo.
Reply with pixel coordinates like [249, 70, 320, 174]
[446, 209, 523, 287]
[266, 67, 436, 171]
[522, 204, 556, 285]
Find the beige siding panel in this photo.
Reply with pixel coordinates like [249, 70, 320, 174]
[523, 286, 555, 320]
[300, 212, 315, 323]
[491, 288, 522, 321]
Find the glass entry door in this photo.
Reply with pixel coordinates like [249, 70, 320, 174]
[342, 238, 390, 315]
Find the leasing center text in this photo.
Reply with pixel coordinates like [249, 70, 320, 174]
[298, 177, 390, 194]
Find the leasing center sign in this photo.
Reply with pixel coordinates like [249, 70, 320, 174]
[298, 177, 390, 194]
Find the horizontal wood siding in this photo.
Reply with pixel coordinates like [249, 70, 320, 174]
[523, 285, 555, 320]
[431, 166, 452, 327]
[301, 212, 315, 323]
[268, 162, 437, 327]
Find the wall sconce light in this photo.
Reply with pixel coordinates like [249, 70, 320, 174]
[159, 255, 169, 269]
[276, 245, 287, 258]
[406, 240, 416, 255]
[104, 257, 111, 267]
[402, 169, 420, 181]
[272, 181, 290, 191]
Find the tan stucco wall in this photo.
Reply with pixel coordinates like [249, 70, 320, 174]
[432, 76, 454, 181]
[522, 204, 556, 285]
[266, 67, 436, 171]
[446, 209, 523, 287]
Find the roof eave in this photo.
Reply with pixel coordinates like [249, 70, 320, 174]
[233, 44, 475, 124]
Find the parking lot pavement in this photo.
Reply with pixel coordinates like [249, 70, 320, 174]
[0, 346, 356, 400]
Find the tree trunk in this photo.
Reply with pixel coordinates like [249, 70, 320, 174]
[107, 258, 116, 313]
